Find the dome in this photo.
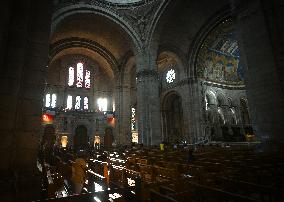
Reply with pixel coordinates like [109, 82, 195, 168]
[103, 0, 143, 4]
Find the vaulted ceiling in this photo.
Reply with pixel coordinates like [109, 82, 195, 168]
[51, 13, 133, 62]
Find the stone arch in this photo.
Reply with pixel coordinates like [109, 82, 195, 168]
[229, 107, 237, 125]
[227, 96, 238, 125]
[161, 91, 185, 144]
[240, 98, 250, 125]
[227, 97, 233, 107]
[42, 125, 56, 147]
[206, 109, 215, 124]
[104, 127, 114, 150]
[157, 45, 187, 76]
[216, 92, 227, 107]
[50, 38, 119, 75]
[122, 51, 136, 87]
[51, 4, 142, 50]
[188, 6, 232, 77]
[116, 52, 137, 145]
[217, 107, 225, 125]
[205, 90, 217, 106]
[74, 125, 88, 150]
[157, 49, 186, 86]
[147, 0, 174, 49]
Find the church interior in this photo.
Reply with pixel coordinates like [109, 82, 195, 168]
[1, 0, 284, 201]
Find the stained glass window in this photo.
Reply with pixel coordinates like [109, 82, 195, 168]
[45, 94, 51, 107]
[51, 94, 57, 108]
[75, 96, 81, 109]
[66, 95, 72, 109]
[166, 69, 176, 83]
[68, 67, 74, 86]
[97, 98, 107, 111]
[85, 70, 91, 89]
[84, 97, 88, 110]
[76, 63, 84, 88]
[131, 107, 136, 131]
[68, 63, 91, 89]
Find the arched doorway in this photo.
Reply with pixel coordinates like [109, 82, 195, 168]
[42, 125, 56, 147]
[74, 125, 88, 150]
[104, 127, 114, 150]
[162, 92, 184, 144]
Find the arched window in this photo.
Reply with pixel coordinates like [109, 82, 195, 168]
[131, 107, 136, 131]
[51, 94, 57, 108]
[66, 95, 73, 109]
[67, 62, 91, 89]
[84, 97, 89, 110]
[68, 67, 75, 86]
[75, 96, 81, 109]
[85, 70, 91, 88]
[45, 93, 57, 108]
[45, 93, 51, 107]
[76, 63, 84, 88]
[131, 106, 138, 143]
[112, 101, 116, 112]
[66, 95, 89, 110]
[97, 98, 108, 111]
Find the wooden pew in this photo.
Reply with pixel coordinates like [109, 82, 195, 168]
[149, 189, 178, 202]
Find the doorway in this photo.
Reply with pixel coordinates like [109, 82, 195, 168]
[162, 92, 184, 144]
[74, 125, 88, 150]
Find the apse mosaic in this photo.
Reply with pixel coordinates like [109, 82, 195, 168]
[197, 18, 244, 85]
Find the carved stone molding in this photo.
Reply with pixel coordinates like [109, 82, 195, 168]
[201, 80, 246, 90]
[162, 77, 198, 91]
[49, 37, 119, 73]
[52, 0, 167, 50]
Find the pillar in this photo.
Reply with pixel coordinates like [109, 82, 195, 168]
[114, 71, 132, 145]
[136, 69, 161, 145]
[0, 0, 52, 200]
[232, 0, 284, 148]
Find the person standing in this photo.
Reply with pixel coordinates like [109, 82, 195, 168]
[71, 156, 87, 194]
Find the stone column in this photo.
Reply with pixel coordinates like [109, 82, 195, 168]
[0, 0, 52, 201]
[179, 83, 193, 143]
[222, 105, 231, 124]
[136, 69, 161, 145]
[113, 71, 132, 145]
[114, 84, 122, 144]
[187, 79, 204, 144]
[232, 0, 284, 147]
[121, 85, 132, 145]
